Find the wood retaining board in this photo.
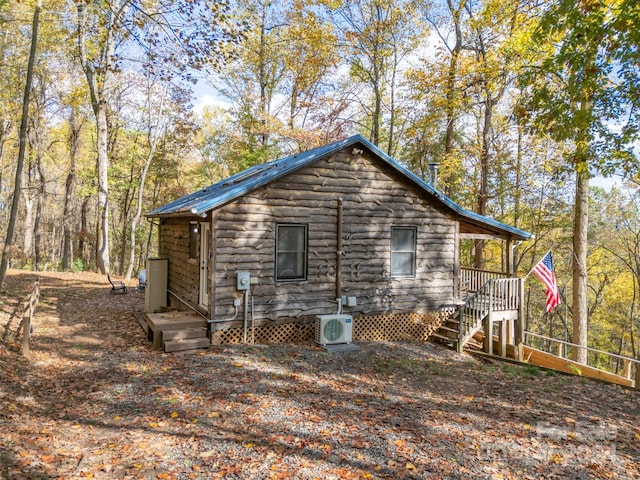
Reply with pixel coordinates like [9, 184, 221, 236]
[472, 333, 636, 388]
[520, 345, 634, 388]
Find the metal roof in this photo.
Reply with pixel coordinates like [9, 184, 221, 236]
[147, 134, 532, 241]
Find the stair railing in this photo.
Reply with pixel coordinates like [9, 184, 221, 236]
[457, 279, 493, 352]
[456, 277, 521, 352]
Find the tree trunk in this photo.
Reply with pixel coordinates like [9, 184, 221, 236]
[125, 80, 168, 280]
[78, 196, 90, 267]
[0, 0, 41, 289]
[441, 0, 465, 197]
[62, 110, 81, 270]
[76, 0, 126, 274]
[95, 105, 110, 274]
[473, 94, 493, 270]
[23, 186, 34, 259]
[0, 121, 12, 198]
[572, 166, 589, 364]
[34, 153, 45, 270]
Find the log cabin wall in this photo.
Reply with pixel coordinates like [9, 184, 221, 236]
[159, 218, 201, 309]
[210, 149, 457, 325]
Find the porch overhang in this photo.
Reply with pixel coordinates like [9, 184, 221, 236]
[459, 218, 531, 243]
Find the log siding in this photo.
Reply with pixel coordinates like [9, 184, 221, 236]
[209, 149, 457, 325]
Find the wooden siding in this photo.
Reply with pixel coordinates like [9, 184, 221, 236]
[159, 218, 201, 309]
[209, 149, 457, 324]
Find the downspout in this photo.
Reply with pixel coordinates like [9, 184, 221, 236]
[336, 198, 343, 314]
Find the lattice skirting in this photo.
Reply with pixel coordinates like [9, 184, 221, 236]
[210, 308, 455, 345]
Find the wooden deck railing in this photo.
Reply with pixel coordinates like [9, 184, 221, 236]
[524, 331, 640, 386]
[457, 277, 521, 351]
[459, 267, 510, 294]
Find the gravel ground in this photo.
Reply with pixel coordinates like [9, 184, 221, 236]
[0, 270, 638, 479]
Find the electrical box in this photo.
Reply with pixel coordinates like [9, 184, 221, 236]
[346, 296, 357, 307]
[237, 271, 251, 290]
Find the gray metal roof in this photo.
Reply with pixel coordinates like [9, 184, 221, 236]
[147, 134, 532, 241]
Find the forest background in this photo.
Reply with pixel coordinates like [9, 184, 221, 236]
[0, 0, 639, 369]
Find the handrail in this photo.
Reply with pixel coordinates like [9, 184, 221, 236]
[461, 267, 510, 276]
[460, 267, 510, 294]
[457, 277, 521, 352]
[524, 331, 640, 380]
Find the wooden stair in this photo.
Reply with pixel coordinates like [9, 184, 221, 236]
[163, 327, 209, 353]
[431, 317, 460, 349]
[144, 311, 210, 353]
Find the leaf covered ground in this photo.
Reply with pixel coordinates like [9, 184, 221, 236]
[0, 270, 638, 480]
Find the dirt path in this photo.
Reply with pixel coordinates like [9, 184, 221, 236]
[1, 270, 639, 479]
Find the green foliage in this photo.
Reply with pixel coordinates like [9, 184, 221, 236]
[71, 258, 85, 272]
[519, 0, 639, 173]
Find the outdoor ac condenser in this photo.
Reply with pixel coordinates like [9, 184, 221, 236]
[315, 314, 353, 345]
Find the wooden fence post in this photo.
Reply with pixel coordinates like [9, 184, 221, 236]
[623, 359, 632, 379]
[20, 280, 39, 357]
[21, 307, 30, 356]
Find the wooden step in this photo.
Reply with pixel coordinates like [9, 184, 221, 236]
[164, 337, 210, 353]
[430, 333, 455, 344]
[439, 326, 459, 334]
[162, 327, 207, 341]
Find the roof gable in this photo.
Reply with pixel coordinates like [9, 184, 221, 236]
[147, 134, 531, 241]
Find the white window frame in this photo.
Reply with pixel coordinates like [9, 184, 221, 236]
[391, 226, 417, 278]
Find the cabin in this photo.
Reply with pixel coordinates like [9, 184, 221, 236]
[145, 135, 532, 352]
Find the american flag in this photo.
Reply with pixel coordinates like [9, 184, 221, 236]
[532, 251, 560, 312]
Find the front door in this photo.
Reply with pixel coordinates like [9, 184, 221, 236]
[198, 222, 210, 309]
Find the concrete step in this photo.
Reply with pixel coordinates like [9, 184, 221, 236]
[164, 337, 210, 353]
[162, 327, 207, 341]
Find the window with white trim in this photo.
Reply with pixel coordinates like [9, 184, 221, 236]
[276, 224, 308, 281]
[391, 227, 417, 277]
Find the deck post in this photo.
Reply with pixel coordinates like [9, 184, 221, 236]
[484, 280, 493, 355]
[514, 278, 525, 361]
[556, 341, 563, 358]
[635, 363, 640, 390]
[506, 239, 514, 276]
[499, 320, 507, 357]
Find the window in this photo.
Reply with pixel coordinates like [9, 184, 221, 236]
[391, 227, 417, 277]
[276, 224, 307, 281]
[189, 222, 199, 259]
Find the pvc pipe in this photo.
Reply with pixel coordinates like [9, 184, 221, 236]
[243, 289, 249, 343]
[207, 304, 238, 324]
[251, 292, 255, 344]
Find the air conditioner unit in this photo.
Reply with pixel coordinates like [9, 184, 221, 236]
[316, 314, 353, 345]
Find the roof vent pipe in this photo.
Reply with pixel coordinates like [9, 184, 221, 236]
[428, 163, 439, 190]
